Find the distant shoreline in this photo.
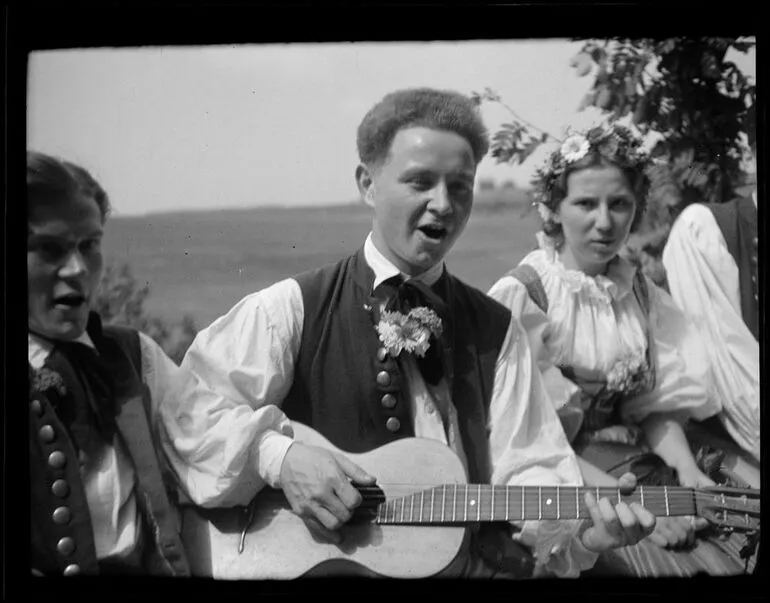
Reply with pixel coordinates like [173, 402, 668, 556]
[108, 190, 534, 222]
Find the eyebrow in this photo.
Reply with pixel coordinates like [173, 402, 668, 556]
[28, 229, 104, 242]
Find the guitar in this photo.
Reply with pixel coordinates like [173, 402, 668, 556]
[181, 423, 760, 579]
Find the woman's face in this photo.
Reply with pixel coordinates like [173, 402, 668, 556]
[28, 193, 104, 341]
[554, 164, 637, 276]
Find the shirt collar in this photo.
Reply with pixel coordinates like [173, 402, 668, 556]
[28, 330, 96, 369]
[363, 232, 445, 291]
[536, 231, 636, 302]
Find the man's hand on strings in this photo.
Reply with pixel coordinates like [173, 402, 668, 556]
[580, 472, 657, 553]
[279, 442, 377, 544]
[647, 516, 699, 549]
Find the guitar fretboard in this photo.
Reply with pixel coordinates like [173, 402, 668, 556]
[372, 484, 697, 525]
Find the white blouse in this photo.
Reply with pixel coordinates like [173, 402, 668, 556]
[488, 232, 721, 443]
[662, 202, 760, 462]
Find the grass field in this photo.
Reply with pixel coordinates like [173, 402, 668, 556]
[103, 198, 541, 330]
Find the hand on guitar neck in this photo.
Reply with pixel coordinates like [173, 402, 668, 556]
[580, 472, 657, 553]
[278, 438, 656, 554]
[182, 424, 759, 579]
[279, 441, 377, 544]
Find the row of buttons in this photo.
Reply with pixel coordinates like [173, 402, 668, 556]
[376, 348, 401, 433]
[31, 397, 81, 576]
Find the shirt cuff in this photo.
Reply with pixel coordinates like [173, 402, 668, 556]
[256, 429, 295, 489]
[514, 519, 598, 578]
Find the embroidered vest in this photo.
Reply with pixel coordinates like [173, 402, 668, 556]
[282, 248, 511, 484]
[708, 196, 759, 340]
[29, 318, 190, 577]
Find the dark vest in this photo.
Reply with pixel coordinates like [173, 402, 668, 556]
[29, 319, 190, 577]
[282, 248, 511, 484]
[708, 196, 759, 340]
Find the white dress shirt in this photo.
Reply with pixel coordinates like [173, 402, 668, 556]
[662, 199, 760, 462]
[181, 234, 598, 577]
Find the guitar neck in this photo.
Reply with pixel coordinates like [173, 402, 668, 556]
[373, 484, 696, 525]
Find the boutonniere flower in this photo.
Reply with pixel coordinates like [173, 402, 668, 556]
[375, 307, 443, 358]
[31, 367, 67, 397]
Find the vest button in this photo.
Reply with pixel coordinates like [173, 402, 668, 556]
[53, 506, 71, 525]
[386, 417, 401, 433]
[57, 536, 76, 556]
[381, 394, 397, 409]
[377, 347, 389, 362]
[30, 399, 43, 416]
[39, 425, 56, 444]
[376, 371, 391, 387]
[63, 564, 81, 576]
[52, 479, 70, 498]
[48, 451, 66, 469]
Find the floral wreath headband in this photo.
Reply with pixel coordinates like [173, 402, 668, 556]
[530, 123, 654, 217]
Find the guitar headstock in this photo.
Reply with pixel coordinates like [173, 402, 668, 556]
[695, 486, 760, 534]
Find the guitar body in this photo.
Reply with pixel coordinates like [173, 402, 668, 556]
[180, 423, 760, 579]
[181, 423, 469, 579]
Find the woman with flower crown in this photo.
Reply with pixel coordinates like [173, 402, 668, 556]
[487, 124, 755, 577]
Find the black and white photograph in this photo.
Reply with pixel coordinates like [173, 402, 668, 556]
[11, 3, 762, 597]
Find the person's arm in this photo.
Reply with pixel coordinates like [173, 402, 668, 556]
[145, 278, 375, 542]
[662, 205, 760, 462]
[488, 316, 655, 578]
[620, 279, 722, 445]
[640, 413, 714, 488]
[141, 279, 303, 508]
[488, 275, 583, 442]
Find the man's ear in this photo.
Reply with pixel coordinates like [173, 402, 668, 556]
[356, 163, 376, 208]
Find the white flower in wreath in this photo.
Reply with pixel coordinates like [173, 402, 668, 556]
[535, 201, 554, 223]
[560, 134, 590, 163]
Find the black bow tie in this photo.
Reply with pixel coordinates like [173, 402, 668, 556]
[35, 325, 118, 455]
[373, 275, 448, 385]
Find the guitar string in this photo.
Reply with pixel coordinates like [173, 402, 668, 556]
[352, 486, 758, 523]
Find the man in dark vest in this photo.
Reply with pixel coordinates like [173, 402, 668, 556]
[182, 88, 657, 578]
[663, 124, 759, 470]
[28, 151, 192, 578]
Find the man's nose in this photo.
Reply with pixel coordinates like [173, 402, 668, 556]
[428, 183, 452, 214]
[59, 250, 87, 278]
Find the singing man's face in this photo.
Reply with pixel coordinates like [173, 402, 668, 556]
[358, 126, 476, 276]
[28, 193, 104, 341]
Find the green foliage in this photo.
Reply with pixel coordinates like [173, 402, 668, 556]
[471, 87, 558, 166]
[572, 37, 754, 206]
[94, 262, 198, 365]
[478, 37, 755, 288]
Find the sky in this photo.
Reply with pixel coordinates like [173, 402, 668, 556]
[27, 39, 756, 217]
